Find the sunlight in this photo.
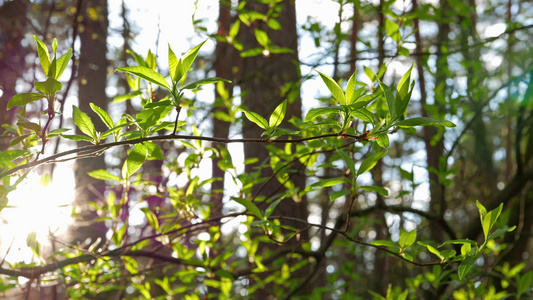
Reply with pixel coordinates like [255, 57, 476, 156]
[0, 165, 74, 263]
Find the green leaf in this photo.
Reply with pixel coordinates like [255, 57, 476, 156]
[229, 20, 240, 38]
[351, 108, 374, 124]
[168, 44, 179, 83]
[440, 239, 478, 247]
[481, 203, 503, 239]
[175, 40, 207, 84]
[90, 103, 114, 129]
[398, 47, 410, 56]
[385, 18, 401, 43]
[371, 240, 399, 249]
[254, 28, 270, 47]
[269, 100, 287, 128]
[394, 65, 414, 119]
[141, 207, 159, 231]
[368, 291, 387, 300]
[0, 150, 31, 161]
[242, 110, 269, 130]
[517, 270, 533, 297]
[488, 225, 516, 240]
[310, 178, 350, 188]
[418, 242, 444, 261]
[269, 46, 293, 54]
[32, 35, 51, 76]
[375, 133, 389, 148]
[52, 38, 58, 54]
[476, 200, 487, 218]
[7, 93, 46, 110]
[337, 149, 356, 177]
[379, 81, 397, 121]
[330, 190, 351, 201]
[267, 18, 281, 30]
[26, 231, 42, 259]
[399, 229, 417, 248]
[72, 106, 97, 140]
[240, 48, 264, 57]
[146, 49, 156, 70]
[126, 49, 148, 68]
[397, 64, 414, 101]
[88, 169, 121, 181]
[136, 105, 173, 131]
[345, 70, 358, 104]
[359, 185, 389, 196]
[358, 150, 388, 176]
[117, 66, 170, 91]
[34, 77, 62, 97]
[122, 143, 148, 179]
[461, 243, 472, 256]
[316, 70, 346, 105]
[61, 134, 94, 142]
[458, 255, 478, 280]
[264, 198, 283, 219]
[305, 106, 344, 122]
[394, 117, 456, 128]
[231, 197, 263, 219]
[144, 141, 164, 160]
[112, 223, 127, 247]
[182, 77, 231, 90]
[54, 48, 73, 79]
[364, 66, 377, 82]
[17, 115, 41, 134]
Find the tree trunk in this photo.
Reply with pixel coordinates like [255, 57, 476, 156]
[72, 0, 109, 247]
[0, 1, 29, 151]
[238, 0, 308, 297]
[211, 0, 235, 217]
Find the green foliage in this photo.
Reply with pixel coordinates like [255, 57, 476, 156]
[0, 1, 530, 298]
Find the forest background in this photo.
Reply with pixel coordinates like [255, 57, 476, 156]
[0, 0, 532, 299]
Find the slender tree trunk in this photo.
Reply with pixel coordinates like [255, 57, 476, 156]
[72, 0, 109, 246]
[425, 0, 448, 244]
[240, 0, 306, 225]
[371, 0, 390, 294]
[211, 0, 234, 217]
[349, 1, 359, 75]
[0, 1, 28, 151]
[238, 0, 308, 296]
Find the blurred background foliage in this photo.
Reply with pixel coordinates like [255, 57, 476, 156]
[0, 0, 532, 299]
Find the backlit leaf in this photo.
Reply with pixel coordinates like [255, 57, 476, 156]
[399, 229, 417, 248]
[394, 117, 456, 128]
[254, 28, 270, 47]
[242, 110, 269, 130]
[117, 66, 171, 91]
[310, 178, 350, 188]
[269, 100, 287, 128]
[182, 77, 231, 90]
[358, 150, 388, 176]
[90, 103, 114, 129]
[316, 70, 346, 105]
[7, 93, 45, 110]
[122, 143, 148, 179]
[72, 106, 97, 140]
[232, 197, 262, 219]
[175, 40, 207, 84]
[32, 35, 51, 76]
[88, 169, 121, 181]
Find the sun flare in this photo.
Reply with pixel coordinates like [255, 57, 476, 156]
[0, 165, 75, 263]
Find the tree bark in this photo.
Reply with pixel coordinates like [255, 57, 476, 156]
[73, 0, 109, 246]
[238, 0, 309, 296]
[211, 0, 235, 217]
[0, 1, 29, 151]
